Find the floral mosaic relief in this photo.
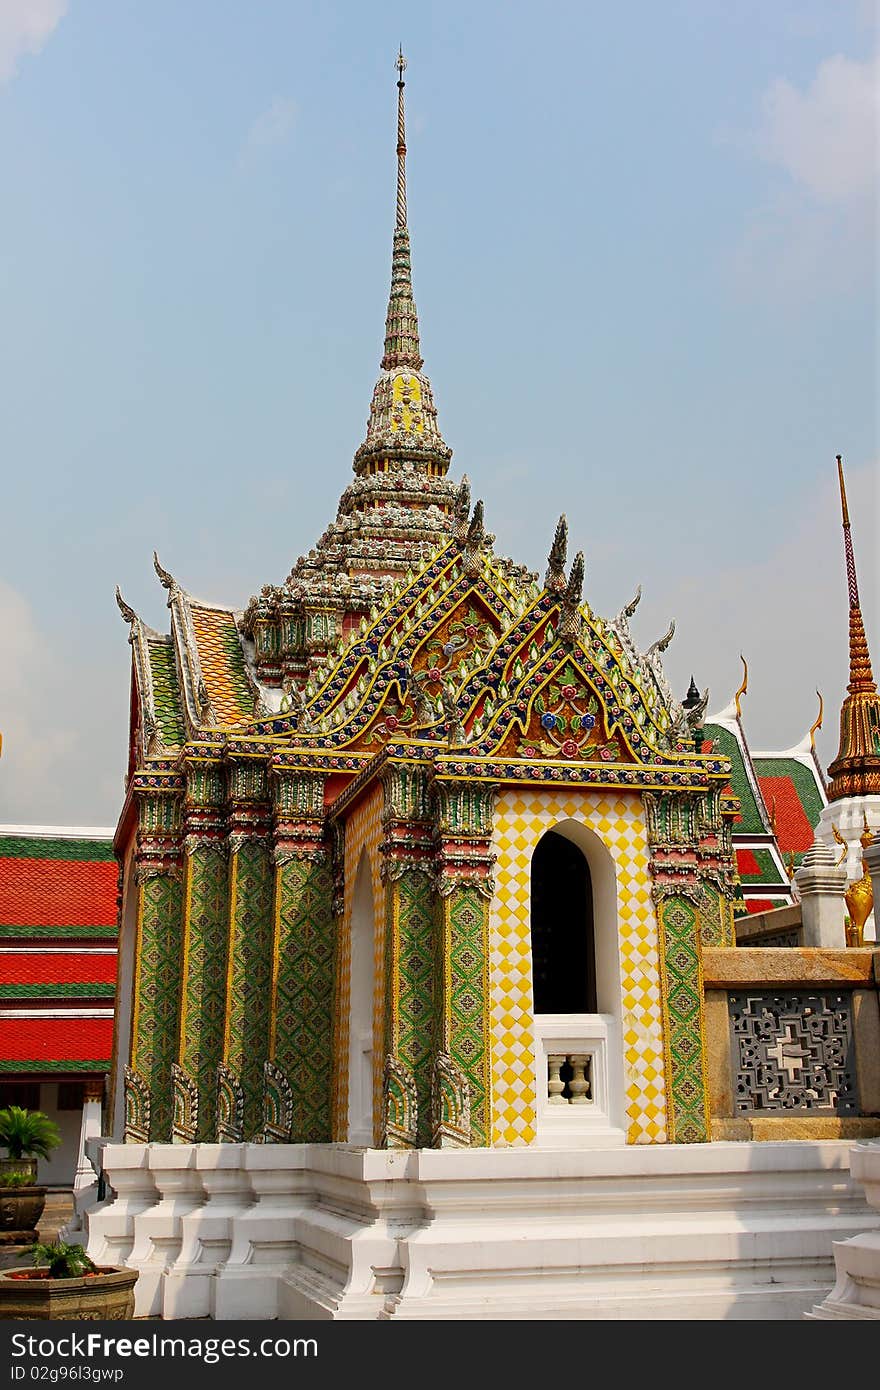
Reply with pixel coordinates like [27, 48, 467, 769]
[493, 661, 626, 763]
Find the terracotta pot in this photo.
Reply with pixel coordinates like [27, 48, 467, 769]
[0, 1265, 138, 1320]
[0, 1186, 47, 1239]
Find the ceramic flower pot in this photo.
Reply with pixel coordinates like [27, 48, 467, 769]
[0, 1265, 138, 1320]
[0, 1186, 47, 1241]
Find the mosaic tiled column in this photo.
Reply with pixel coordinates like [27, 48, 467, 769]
[267, 765, 335, 1142]
[221, 746, 273, 1141]
[696, 788, 737, 948]
[644, 793, 711, 1143]
[174, 750, 228, 1142]
[379, 764, 435, 1148]
[652, 892, 710, 1143]
[431, 781, 496, 1148]
[127, 774, 184, 1142]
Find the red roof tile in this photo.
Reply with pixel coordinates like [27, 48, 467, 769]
[736, 848, 760, 877]
[0, 859, 117, 929]
[0, 1016, 113, 1063]
[0, 952, 117, 986]
[756, 774, 815, 856]
[743, 898, 786, 914]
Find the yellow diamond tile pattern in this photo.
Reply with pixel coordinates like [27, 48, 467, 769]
[189, 604, 252, 727]
[332, 786, 384, 1141]
[490, 789, 668, 1147]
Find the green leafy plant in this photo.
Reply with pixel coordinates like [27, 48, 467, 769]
[29, 1241, 97, 1279]
[0, 1169, 31, 1187]
[0, 1106, 61, 1161]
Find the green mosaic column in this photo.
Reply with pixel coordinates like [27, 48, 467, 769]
[222, 748, 274, 1141]
[643, 791, 711, 1143]
[176, 752, 229, 1141]
[129, 778, 184, 1142]
[653, 892, 711, 1144]
[431, 781, 496, 1149]
[269, 767, 335, 1142]
[379, 763, 436, 1149]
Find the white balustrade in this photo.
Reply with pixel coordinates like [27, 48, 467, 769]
[534, 1015, 625, 1146]
[546, 1052, 592, 1105]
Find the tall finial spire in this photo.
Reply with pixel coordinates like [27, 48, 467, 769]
[836, 454, 875, 693]
[381, 48, 423, 372]
[396, 47, 407, 230]
[827, 454, 880, 801]
[352, 49, 451, 484]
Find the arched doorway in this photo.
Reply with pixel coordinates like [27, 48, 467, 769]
[347, 853, 375, 1145]
[528, 822, 624, 1144]
[530, 830, 596, 1014]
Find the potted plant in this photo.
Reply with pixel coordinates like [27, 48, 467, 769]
[0, 1106, 60, 1241]
[0, 1240, 138, 1320]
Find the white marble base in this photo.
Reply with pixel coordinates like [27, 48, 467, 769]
[809, 1141, 880, 1319]
[85, 1139, 880, 1321]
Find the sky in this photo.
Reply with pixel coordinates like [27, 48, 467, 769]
[0, 1, 877, 826]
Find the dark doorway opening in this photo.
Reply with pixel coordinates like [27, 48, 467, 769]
[530, 830, 596, 1013]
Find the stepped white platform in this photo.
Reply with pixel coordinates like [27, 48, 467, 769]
[83, 1139, 880, 1321]
[810, 1140, 880, 1318]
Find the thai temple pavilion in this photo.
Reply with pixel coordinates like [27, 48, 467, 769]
[108, 54, 878, 1182]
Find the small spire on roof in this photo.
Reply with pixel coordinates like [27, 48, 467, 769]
[559, 552, 585, 644]
[452, 475, 471, 545]
[682, 676, 701, 711]
[463, 500, 486, 574]
[565, 551, 585, 609]
[544, 516, 568, 592]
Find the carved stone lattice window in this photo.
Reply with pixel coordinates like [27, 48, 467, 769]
[728, 990, 858, 1116]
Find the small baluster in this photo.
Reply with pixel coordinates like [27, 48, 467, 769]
[568, 1054, 591, 1105]
[547, 1054, 566, 1104]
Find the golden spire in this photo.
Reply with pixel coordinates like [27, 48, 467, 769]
[827, 455, 880, 800]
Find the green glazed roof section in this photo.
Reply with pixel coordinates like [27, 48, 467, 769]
[737, 846, 786, 885]
[704, 723, 766, 834]
[146, 637, 186, 747]
[0, 837, 114, 862]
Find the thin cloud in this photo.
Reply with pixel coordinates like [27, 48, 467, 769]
[0, 0, 67, 85]
[239, 96, 298, 166]
[757, 53, 879, 202]
[727, 50, 878, 299]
